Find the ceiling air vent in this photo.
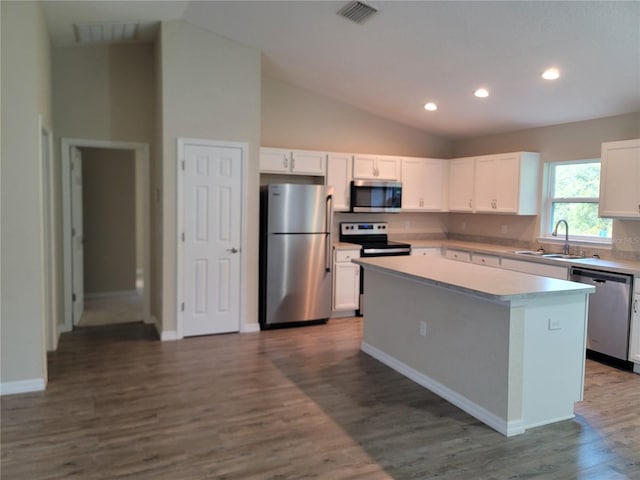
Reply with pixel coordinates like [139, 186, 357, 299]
[337, 1, 378, 24]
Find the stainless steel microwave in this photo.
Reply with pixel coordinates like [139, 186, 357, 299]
[350, 180, 402, 213]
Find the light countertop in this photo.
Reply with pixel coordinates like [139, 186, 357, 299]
[353, 256, 595, 302]
[401, 239, 640, 276]
[333, 241, 361, 250]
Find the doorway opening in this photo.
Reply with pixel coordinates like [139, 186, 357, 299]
[61, 139, 151, 334]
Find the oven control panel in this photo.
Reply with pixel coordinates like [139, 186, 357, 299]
[340, 222, 388, 236]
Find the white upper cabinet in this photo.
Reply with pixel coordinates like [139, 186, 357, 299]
[326, 153, 352, 211]
[448, 157, 475, 212]
[260, 147, 326, 176]
[474, 152, 539, 215]
[599, 139, 640, 219]
[450, 152, 539, 215]
[401, 157, 448, 211]
[260, 147, 290, 173]
[353, 154, 400, 180]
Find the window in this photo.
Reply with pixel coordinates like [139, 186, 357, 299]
[546, 160, 612, 241]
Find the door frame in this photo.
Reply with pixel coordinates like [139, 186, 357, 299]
[176, 138, 247, 338]
[61, 138, 151, 332]
[39, 117, 57, 352]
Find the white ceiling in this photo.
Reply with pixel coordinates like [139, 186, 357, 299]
[42, 1, 640, 139]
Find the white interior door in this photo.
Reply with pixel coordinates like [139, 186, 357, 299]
[70, 146, 85, 326]
[182, 143, 242, 336]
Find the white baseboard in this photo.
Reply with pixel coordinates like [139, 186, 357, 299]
[160, 330, 179, 341]
[634, 363, 640, 375]
[361, 341, 520, 436]
[330, 310, 357, 319]
[85, 289, 138, 300]
[241, 323, 260, 333]
[1, 378, 46, 396]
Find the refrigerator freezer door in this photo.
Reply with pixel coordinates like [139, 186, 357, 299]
[264, 233, 332, 325]
[267, 184, 330, 234]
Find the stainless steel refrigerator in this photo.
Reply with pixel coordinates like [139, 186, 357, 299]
[259, 184, 334, 328]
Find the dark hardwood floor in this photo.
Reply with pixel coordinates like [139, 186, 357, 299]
[2, 318, 639, 479]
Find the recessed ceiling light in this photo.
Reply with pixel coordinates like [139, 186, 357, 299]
[474, 88, 489, 98]
[424, 102, 437, 111]
[542, 68, 560, 80]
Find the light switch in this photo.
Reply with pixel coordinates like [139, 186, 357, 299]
[548, 318, 562, 331]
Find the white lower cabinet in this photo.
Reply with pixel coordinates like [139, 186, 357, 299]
[500, 258, 568, 280]
[629, 279, 640, 368]
[444, 249, 471, 262]
[333, 249, 360, 311]
[411, 247, 441, 256]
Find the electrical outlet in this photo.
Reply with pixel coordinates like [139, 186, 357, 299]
[501, 224, 508, 234]
[461, 221, 466, 231]
[419, 321, 427, 336]
[548, 318, 562, 331]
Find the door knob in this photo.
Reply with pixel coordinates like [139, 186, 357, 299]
[227, 247, 239, 253]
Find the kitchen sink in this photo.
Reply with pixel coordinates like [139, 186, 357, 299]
[513, 250, 584, 259]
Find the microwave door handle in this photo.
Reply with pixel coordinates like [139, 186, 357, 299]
[325, 194, 333, 272]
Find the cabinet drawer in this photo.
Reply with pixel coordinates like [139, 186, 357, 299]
[411, 247, 441, 256]
[471, 254, 500, 267]
[445, 250, 471, 262]
[335, 250, 359, 263]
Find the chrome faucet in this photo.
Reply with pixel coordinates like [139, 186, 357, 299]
[552, 220, 570, 255]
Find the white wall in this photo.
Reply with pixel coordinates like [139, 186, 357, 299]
[1, 0, 52, 389]
[262, 76, 452, 158]
[53, 43, 158, 324]
[159, 20, 261, 334]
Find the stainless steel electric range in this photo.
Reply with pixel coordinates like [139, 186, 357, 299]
[339, 222, 411, 315]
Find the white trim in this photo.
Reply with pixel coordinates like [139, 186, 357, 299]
[39, 117, 58, 353]
[241, 323, 260, 333]
[176, 138, 248, 339]
[161, 330, 179, 341]
[330, 311, 357, 319]
[1, 378, 46, 396]
[61, 138, 151, 333]
[361, 341, 524, 437]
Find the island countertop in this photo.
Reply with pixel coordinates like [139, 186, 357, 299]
[353, 255, 595, 302]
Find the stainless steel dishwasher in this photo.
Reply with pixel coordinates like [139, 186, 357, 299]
[570, 267, 633, 364]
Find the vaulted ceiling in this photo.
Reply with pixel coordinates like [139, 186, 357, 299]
[42, 1, 640, 139]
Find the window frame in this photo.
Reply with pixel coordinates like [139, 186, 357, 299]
[542, 158, 612, 245]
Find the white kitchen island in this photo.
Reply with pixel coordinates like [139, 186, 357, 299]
[353, 256, 595, 437]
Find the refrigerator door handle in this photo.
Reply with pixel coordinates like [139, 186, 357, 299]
[325, 194, 334, 272]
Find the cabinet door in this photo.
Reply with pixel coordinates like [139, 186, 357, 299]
[333, 262, 360, 311]
[327, 153, 352, 211]
[449, 158, 475, 211]
[353, 155, 377, 179]
[493, 154, 521, 213]
[629, 292, 640, 364]
[376, 156, 400, 180]
[599, 139, 640, 218]
[353, 155, 399, 180]
[260, 147, 290, 173]
[402, 158, 445, 211]
[291, 149, 326, 176]
[474, 157, 496, 212]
